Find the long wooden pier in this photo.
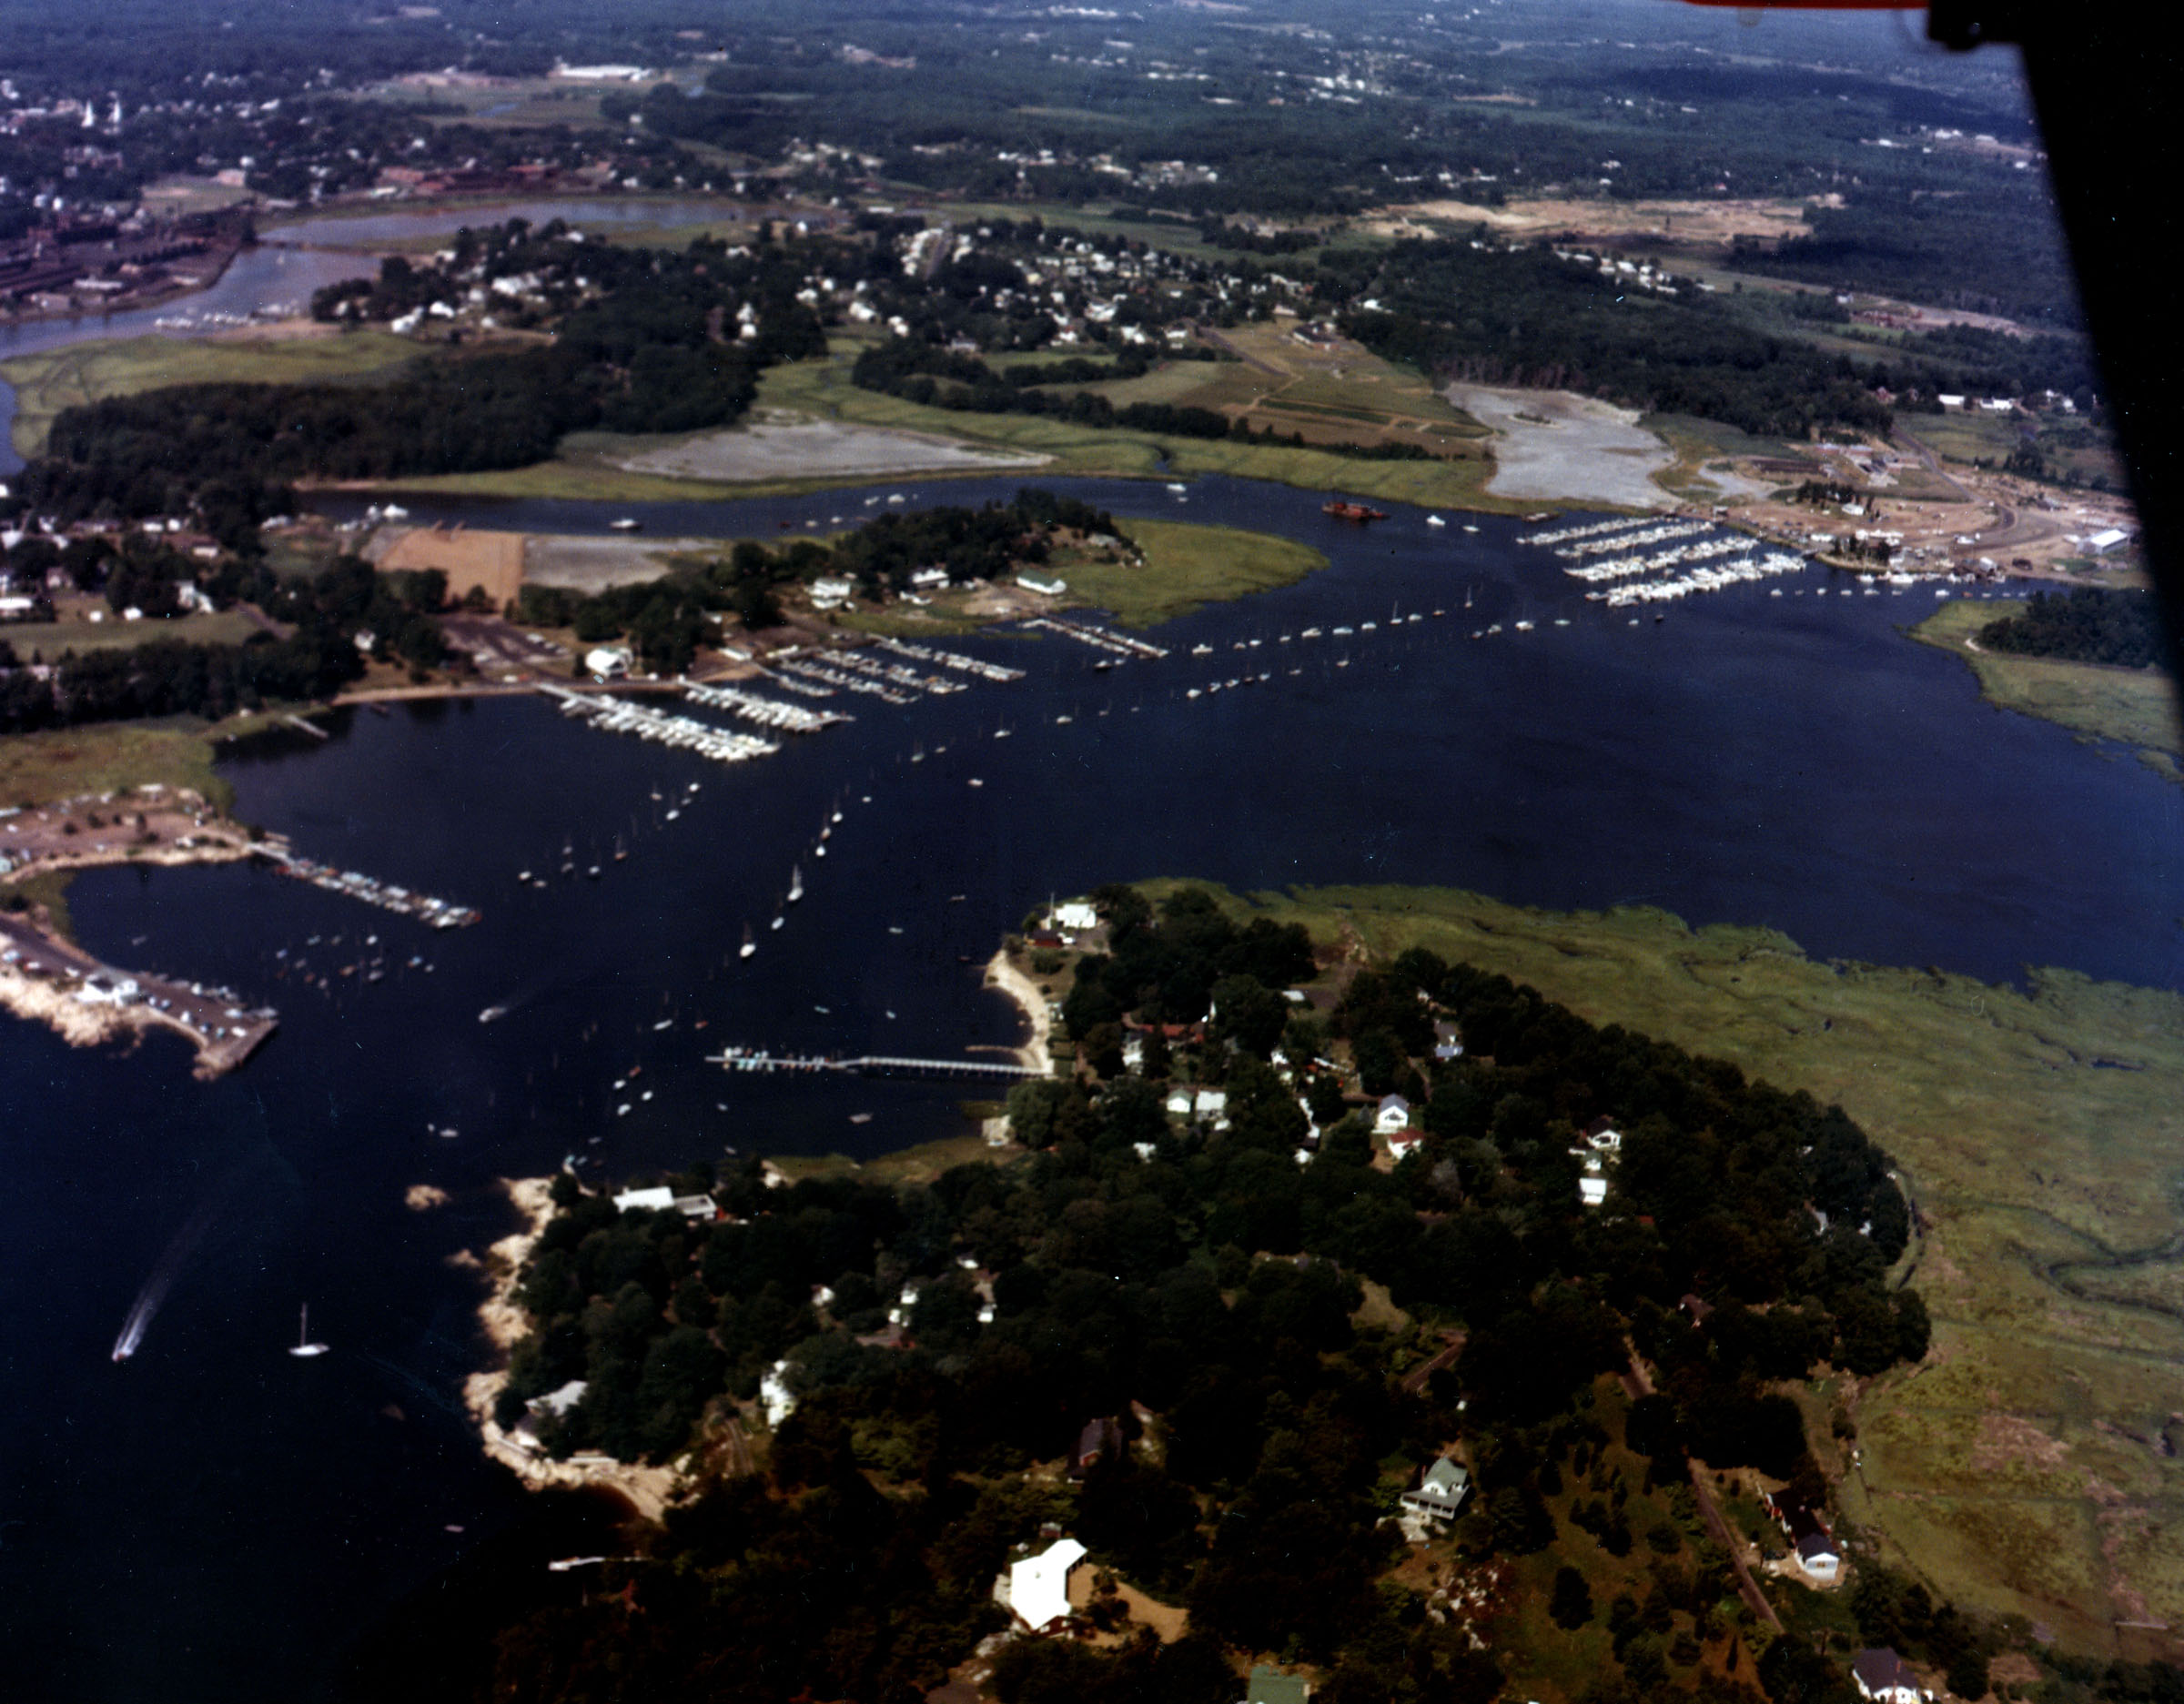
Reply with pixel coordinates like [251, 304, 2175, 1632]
[706, 1049, 1040, 1081]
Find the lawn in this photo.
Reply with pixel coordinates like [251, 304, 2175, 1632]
[1149, 878, 2184, 1653]
[0, 718, 247, 812]
[5, 610, 266, 658]
[1059, 518, 1328, 629]
[1911, 599, 2181, 761]
[0, 329, 417, 458]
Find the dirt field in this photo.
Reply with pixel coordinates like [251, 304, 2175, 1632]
[1444, 384, 1676, 509]
[372, 525, 526, 607]
[618, 414, 1049, 482]
[521, 535, 722, 593]
[1366, 192, 1837, 248]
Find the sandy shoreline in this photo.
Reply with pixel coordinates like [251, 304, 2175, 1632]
[984, 949, 1055, 1076]
[461, 1176, 681, 1523]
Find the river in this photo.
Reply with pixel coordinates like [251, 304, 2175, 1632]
[0, 203, 2180, 1698]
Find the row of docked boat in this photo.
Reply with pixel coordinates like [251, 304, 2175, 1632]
[541, 686, 780, 763]
[773, 658, 915, 704]
[875, 637, 1026, 682]
[1515, 514, 1670, 549]
[1019, 616, 1170, 660]
[680, 680, 852, 734]
[256, 847, 480, 929]
[1563, 534, 1759, 583]
[1594, 551, 1807, 606]
[827, 650, 966, 696]
[1552, 519, 1714, 560]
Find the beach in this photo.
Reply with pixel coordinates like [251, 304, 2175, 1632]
[984, 948, 1056, 1076]
[461, 1175, 682, 1524]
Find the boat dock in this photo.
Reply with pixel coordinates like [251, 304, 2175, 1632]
[254, 846, 481, 928]
[772, 659, 915, 705]
[875, 637, 1026, 683]
[706, 1047, 1042, 1081]
[680, 680, 853, 733]
[1019, 617, 1168, 660]
[541, 685, 782, 764]
[828, 651, 966, 696]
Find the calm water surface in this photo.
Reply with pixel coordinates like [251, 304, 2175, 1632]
[2, 476, 2179, 1699]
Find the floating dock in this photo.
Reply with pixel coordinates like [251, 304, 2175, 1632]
[706, 1048, 1041, 1082]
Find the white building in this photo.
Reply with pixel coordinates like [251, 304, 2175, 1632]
[584, 646, 632, 679]
[810, 577, 856, 610]
[994, 1537, 1087, 1633]
[1052, 900, 1099, 933]
[1375, 1094, 1411, 1134]
[1400, 1457, 1472, 1523]
[1016, 573, 1067, 596]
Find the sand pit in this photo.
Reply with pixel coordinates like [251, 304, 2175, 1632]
[374, 525, 527, 607]
[1445, 384, 1675, 510]
[619, 414, 1048, 482]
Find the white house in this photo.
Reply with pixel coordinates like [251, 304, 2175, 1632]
[1579, 1175, 1610, 1208]
[1194, 1088, 1228, 1120]
[1053, 900, 1099, 933]
[1387, 1131, 1424, 1164]
[2085, 528, 2130, 555]
[584, 646, 632, 680]
[810, 576, 856, 610]
[1400, 1457, 1471, 1523]
[1016, 573, 1067, 596]
[1795, 1527, 1842, 1584]
[910, 566, 950, 589]
[1166, 1089, 1194, 1117]
[1851, 1649, 1926, 1704]
[1375, 1094, 1411, 1134]
[612, 1186, 720, 1221]
[994, 1536, 1087, 1633]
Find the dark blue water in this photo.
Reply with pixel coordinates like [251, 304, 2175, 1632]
[3, 474, 2179, 1699]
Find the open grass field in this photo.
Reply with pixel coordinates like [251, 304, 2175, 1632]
[1151, 878, 2184, 1657]
[0, 329, 417, 459]
[1912, 600, 2181, 762]
[1057, 517, 1327, 629]
[382, 340, 1520, 512]
[4, 610, 267, 658]
[0, 718, 241, 812]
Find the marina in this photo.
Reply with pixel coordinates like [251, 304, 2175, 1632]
[541, 684, 782, 764]
[1018, 616, 1171, 660]
[874, 637, 1027, 683]
[255, 846, 480, 929]
[705, 1048, 1043, 1082]
[679, 680, 854, 734]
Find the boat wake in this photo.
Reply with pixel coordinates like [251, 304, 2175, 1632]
[111, 1178, 238, 1363]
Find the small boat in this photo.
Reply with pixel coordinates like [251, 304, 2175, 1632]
[613, 837, 627, 862]
[288, 1304, 330, 1359]
[910, 743, 925, 763]
[479, 1004, 508, 1024]
[1167, 482, 1188, 494]
[968, 777, 985, 788]
[993, 726, 1011, 740]
[517, 870, 531, 882]
[741, 924, 756, 960]
[609, 518, 642, 532]
[1426, 514, 1446, 528]
[787, 865, 804, 903]
[665, 809, 681, 822]
[586, 865, 601, 879]
[771, 915, 784, 931]
[814, 843, 827, 859]
[1321, 499, 1388, 523]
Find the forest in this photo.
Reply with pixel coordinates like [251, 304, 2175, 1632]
[10, 224, 826, 529]
[508, 489, 1127, 673]
[1977, 587, 2163, 670]
[0, 554, 440, 732]
[464, 886, 1940, 1704]
[1325, 240, 1896, 440]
